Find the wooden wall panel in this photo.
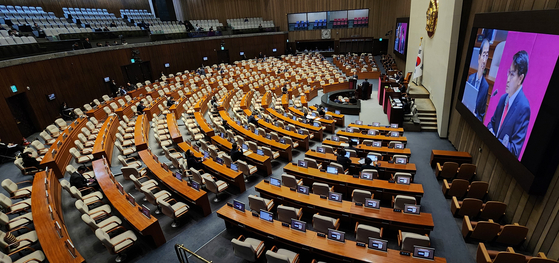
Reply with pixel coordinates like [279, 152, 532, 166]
[448, 0, 559, 257]
[0, 0, 150, 17]
[178, 0, 411, 69]
[0, 34, 285, 143]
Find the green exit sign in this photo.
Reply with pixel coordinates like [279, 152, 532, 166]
[10, 85, 17, 92]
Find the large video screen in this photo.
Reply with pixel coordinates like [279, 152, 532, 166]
[460, 28, 559, 161]
[393, 17, 409, 60]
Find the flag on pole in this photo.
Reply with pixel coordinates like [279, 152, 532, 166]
[413, 37, 424, 80]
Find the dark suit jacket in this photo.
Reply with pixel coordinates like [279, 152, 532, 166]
[487, 89, 530, 158]
[70, 172, 88, 188]
[230, 148, 243, 162]
[467, 73, 490, 122]
[336, 155, 351, 170]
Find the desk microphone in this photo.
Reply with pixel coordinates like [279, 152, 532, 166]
[491, 90, 499, 97]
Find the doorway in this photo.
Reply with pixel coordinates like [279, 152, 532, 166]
[121, 61, 152, 84]
[217, 50, 230, 64]
[5, 93, 37, 138]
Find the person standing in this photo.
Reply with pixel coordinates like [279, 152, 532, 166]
[467, 38, 491, 122]
[361, 79, 370, 100]
[82, 37, 92, 49]
[230, 143, 243, 162]
[109, 79, 118, 96]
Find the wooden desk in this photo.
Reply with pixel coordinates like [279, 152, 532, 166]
[305, 87, 318, 101]
[348, 123, 404, 135]
[305, 150, 416, 178]
[144, 97, 165, 117]
[322, 82, 350, 93]
[194, 112, 214, 138]
[86, 105, 107, 120]
[257, 119, 309, 150]
[115, 98, 139, 119]
[134, 114, 149, 151]
[322, 139, 411, 158]
[210, 135, 272, 176]
[283, 163, 423, 204]
[336, 131, 407, 146]
[138, 150, 212, 216]
[41, 117, 88, 179]
[267, 108, 323, 142]
[177, 142, 246, 193]
[166, 113, 183, 143]
[378, 79, 399, 106]
[309, 106, 345, 127]
[255, 181, 433, 234]
[430, 150, 472, 168]
[220, 111, 292, 161]
[261, 91, 271, 109]
[281, 94, 289, 110]
[32, 171, 85, 263]
[170, 96, 188, 119]
[357, 71, 381, 80]
[240, 91, 253, 110]
[289, 107, 335, 133]
[217, 205, 445, 263]
[92, 115, 118, 166]
[92, 159, 166, 247]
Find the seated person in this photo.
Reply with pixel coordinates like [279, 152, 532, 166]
[136, 101, 146, 114]
[230, 142, 243, 162]
[360, 157, 376, 170]
[22, 151, 41, 170]
[248, 113, 258, 126]
[336, 149, 352, 171]
[317, 106, 326, 117]
[70, 166, 98, 189]
[0, 139, 24, 160]
[282, 86, 288, 94]
[60, 102, 74, 120]
[166, 96, 176, 107]
[185, 149, 203, 170]
[118, 87, 127, 96]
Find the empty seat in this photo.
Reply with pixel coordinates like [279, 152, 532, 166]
[312, 182, 332, 196]
[398, 230, 430, 252]
[281, 174, 302, 188]
[0, 228, 38, 254]
[462, 215, 501, 242]
[435, 161, 459, 179]
[352, 189, 372, 203]
[231, 235, 265, 262]
[0, 211, 33, 231]
[456, 163, 477, 181]
[1, 179, 32, 199]
[95, 228, 138, 262]
[479, 201, 507, 221]
[392, 195, 416, 210]
[265, 246, 300, 263]
[476, 242, 527, 263]
[442, 178, 469, 198]
[0, 193, 31, 214]
[248, 195, 274, 212]
[466, 181, 489, 199]
[81, 213, 122, 233]
[0, 249, 46, 263]
[205, 177, 228, 202]
[355, 222, 382, 243]
[158, 198, 189, 227]
[312, 213, 340, 234]
[451, 197, 483, 218]
[495, 223, 529, 246]
[277, 205, 302, 224]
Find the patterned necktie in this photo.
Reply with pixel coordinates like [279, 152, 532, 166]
[499, 101, 509, 130]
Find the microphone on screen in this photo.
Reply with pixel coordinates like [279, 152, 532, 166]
[491, 90, 499, 97]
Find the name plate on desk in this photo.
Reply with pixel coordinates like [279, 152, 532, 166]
[281, 222, 289, 227]
[388, 180, 395, 183]
[289, 187, 296, 191]
[352, 174, 359, 178]
[355, 202, 363, 207]
[393, 209, 402, 212]
[317, 233, 326, 237]
[319, 195, 327, 199]
[263, 179, 270, 184]
[400, 251, 411, 256]
[251, 211, 259, 217]
[356, 242, 366, 247]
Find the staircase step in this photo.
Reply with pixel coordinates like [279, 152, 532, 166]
[419, 116, 437, 122]
[421, 126, 438, 132]
[420, 121, 438, 127]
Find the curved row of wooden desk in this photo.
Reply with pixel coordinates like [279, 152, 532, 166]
[309, 105, 345, 127]
[283, 163, 423, 204]
[166, 113, 183, 143]
[266, 108, 323, 141]
[257, 119, 310, 151]
[347, 123, 404, 135]
[134, 114, 149, 151]
[288, 107, 335, 133]
[335, 130, 407, 146]
[32, 170, 85, 262]
[177, 142, 246, 193]
[217, 205, 446, 263]
[321, 139, 411, 158]
[255, 181, 434, 234]
[92, 159, 166, 247]
[41, 116, 88, 178]
[210, 135, 272, 176]
[219, 110, 293, 161]
[304, 150, 416, 180]
[92, 115, 118, 166]
[138, 150, 212, 216]
[115, 97, 141, 119]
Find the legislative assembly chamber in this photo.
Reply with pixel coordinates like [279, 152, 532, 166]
[1, 0, 559, 263]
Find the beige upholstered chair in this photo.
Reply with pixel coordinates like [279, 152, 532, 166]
[312, 213, 340, 234]
[205, 177, 228, 202]
[355, 222, 383, 243]
[140, 186, 171, 215]
[81, 213, 122, 233]
[312, 182, 332, 197]
[0, 228, 38, 254]
[75, 200, 111, 219]
[1, 179, 32, 199]
[0, 249, 46, 263]
[265, 246, 300, 263]
[248, 195, 274, 212]
[158, 198, 189, 227]
[277, 205, 303, 224]
[392, 195, 416, 210]
[0, 193, 31, 214]
[352, 189, 372, 203]
[398, 230, 430, 252]
[95, 228, 138, 262]
[281, 174, 302, 188]
[0, 211, 33, 231]
[231, 235, 265, 262]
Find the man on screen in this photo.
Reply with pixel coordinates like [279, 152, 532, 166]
[487, 50, 530, 158]
[467, 38, 490, 122]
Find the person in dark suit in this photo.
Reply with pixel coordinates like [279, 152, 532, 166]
[230, 142, 243, 162]
[467, 38, 491, 122]
[361, 158, 376, 170]
[82, 38, 92, 49]
[70, 166, 98, 188]
[248, 113, 258, 126]
[22, 151, 41, 170]
[487, 50, 531, 158]
[336, 149, 352, 171]
[166, 96, 176, 107]
[185, 150, 204, 170]
[361, 79, 370, 100]
[109, 79, 118, 96]
[136, 101, 146, 115]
